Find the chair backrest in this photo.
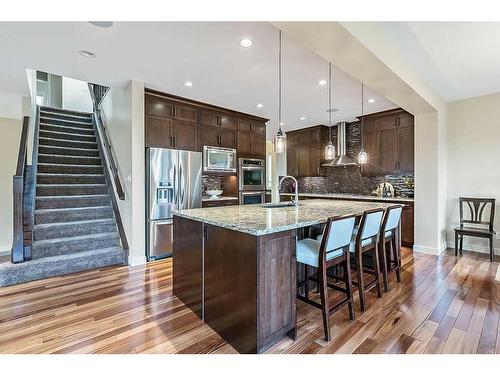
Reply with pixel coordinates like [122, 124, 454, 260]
[356, 208, 385, 246]
[319, 214, 357, 261]
[382, 205, 403, 235]
[459, 197, 495, 231]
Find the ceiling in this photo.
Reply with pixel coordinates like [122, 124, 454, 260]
[0, 22, 396, 137]
[376, 22, 500, 102]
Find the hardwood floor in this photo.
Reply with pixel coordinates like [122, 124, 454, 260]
[0, 248, 498, 354]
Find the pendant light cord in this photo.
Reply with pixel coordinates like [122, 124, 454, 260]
[278, 29, 282, 133]
[361, 83, 364, 149]
[328, 62, 332, 142]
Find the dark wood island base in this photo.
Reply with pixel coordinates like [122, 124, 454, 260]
[173, 215, 297, 353]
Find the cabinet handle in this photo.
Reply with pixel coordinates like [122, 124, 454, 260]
[173, 106, 176, 117]
[217, 116, 221, 126]
[173, 136, 176, 147]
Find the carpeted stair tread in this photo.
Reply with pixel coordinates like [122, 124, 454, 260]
[36, 183, 108, 196]
[37, 173, 105, 184]
[40, 123, 95, 135]
[38, 163, 103, 175]
[38, 145, 100, 157]
[38, 154, 101, 166]
[39, 137, 98, 149]
[34, 217, 117, 240]
[35, 205, 113, 224]
[39, 129, 96, 142]
[36, 194, 110, 209]
[41, 106, 92, 116]
[0, 247, 125, 286]
[32, 232, 120, 259]
[39, 116, 93, 126]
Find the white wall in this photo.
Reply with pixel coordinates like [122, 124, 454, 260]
[0, 117, 23, 254]
[0, 92, 22, 120]
[446, 92, 500, 255]
[62, 77, 93, 113]
[100, 81, 146, 266]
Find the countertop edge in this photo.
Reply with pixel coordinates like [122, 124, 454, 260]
[279, 193, 414, 203]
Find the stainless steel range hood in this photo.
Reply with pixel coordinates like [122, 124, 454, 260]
[322, 122, 358, 167]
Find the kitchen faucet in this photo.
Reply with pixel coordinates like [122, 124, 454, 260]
[278, 175, 299, 206]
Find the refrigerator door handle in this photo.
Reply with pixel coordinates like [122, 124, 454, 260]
[173, 164, 178, 205]
[179, 162, 185, 205]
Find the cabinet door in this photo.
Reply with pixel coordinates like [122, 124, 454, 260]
[219, 129, 236, 148]
[252, 122, 266, 137]
[172, 119, 197, 151]
[296, 133, 311, 177]
[198, 124, 220, 148]
[238, 119, 252, 133]
[308, 128, 323, 176]
[397, 113, 413, 129]
[376, 116, 397, 131]
[397, 125, 414, 173]
[360, 130, 379, 175]
[173, 104, 197, 123]
[237, 131, 252, 156]
[200, 111, 219, 126]
[286, 134, 299, 176]
[220, 115, 237, 130]
[401, 204, 414, 246]
[145, 115, 172, 148]
[252, 135, 266, 159]
[378, 128, 398, 174]
[145, 96, 173, 118]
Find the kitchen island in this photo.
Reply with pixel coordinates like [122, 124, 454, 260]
[173, 199, 393, 353]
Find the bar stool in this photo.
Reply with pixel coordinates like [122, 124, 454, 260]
[296, 214, 357, 341]
[349, 208, 385, 312]
[378, 205, 403, 292]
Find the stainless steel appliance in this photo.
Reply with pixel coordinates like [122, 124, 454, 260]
[239, 191, 266, 205]
[239, 158, 265, 191]
[203, 145, 236, 173]
[146, 147, 202, 260]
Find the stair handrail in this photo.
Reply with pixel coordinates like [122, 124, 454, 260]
[12, 111, 38, 263]
[87, 83, 125, 200]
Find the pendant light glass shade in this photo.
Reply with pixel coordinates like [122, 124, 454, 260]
[324, 142, 335, 160]
[357, 83, 368, 165]
[274, 129, 286, 154]
[324, 62, 336, 160]
[274, 30, 285, 154]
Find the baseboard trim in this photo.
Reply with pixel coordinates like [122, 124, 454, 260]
[446, 241, 499, 256]
[128, 255, 147, 267]
[413, 245, 440, 256]
[0, 245, 10, 256]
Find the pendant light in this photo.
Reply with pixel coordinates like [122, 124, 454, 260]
[324, 62, 336, 160]
[357, 83, 368, 165]
[274, 29, 286, 154]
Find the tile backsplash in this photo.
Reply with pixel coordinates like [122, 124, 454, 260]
[281, 121, 415, 197]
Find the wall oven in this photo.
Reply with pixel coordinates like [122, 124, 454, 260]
[239, 191, 266, 205]
[203, 146, 237, 173]
[239, 158, 265, 191]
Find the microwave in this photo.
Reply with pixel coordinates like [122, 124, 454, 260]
[203, 146, 237, 173]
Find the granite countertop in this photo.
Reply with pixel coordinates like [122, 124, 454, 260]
[174, 199, 392, 236]
[202, 196, 239, 202]
[279, 192, 414, 203]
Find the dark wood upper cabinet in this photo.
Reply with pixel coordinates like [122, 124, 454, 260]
[360, 109, 414, 176]
[286, 126, 328, 177]
[145, 91, 268, 155]
[236, 119, 267, 158]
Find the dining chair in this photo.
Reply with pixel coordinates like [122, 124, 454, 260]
[454, 197, 496, 262]
[349, 208, 385, 312]
[296, 214, 357, 341]
[378, 205, 403, 292]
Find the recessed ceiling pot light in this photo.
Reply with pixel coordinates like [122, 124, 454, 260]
[300, 116, 306, 120]
[318, 80, 327, 86]
[79, 50, 96, 58]
[368, 98, 376, 103]
[89, 21, 114, 28]
[256, 103, 263, 108]
[240, 38, 253, 47]
[184, 81, 193, 87]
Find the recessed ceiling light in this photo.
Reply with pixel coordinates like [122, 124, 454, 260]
[280, 122, 285, 126]
[240, 38, 253, 48]
[256, 103, 263, 108]
[79, 50, 96, 58]
[367, 98, 376, 103]
[300, 116, 306, 120]
[318, 80, 327, 86]
[89, 21, 114, 28]
[326, 108, 339, 113]
[184, 81, 193, 87]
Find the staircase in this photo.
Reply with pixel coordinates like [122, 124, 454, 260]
[0, 106, 126, 286]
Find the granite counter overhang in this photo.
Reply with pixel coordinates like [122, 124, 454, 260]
[174, 199, 393, 236]
[279, 192, 414, 204]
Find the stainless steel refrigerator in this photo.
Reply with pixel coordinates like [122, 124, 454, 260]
[146, 147, 202, 260]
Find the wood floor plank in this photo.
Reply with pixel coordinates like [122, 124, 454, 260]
[0, 248, 498, 354]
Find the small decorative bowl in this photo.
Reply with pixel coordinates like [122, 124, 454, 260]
[206, 189, 223, 199]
